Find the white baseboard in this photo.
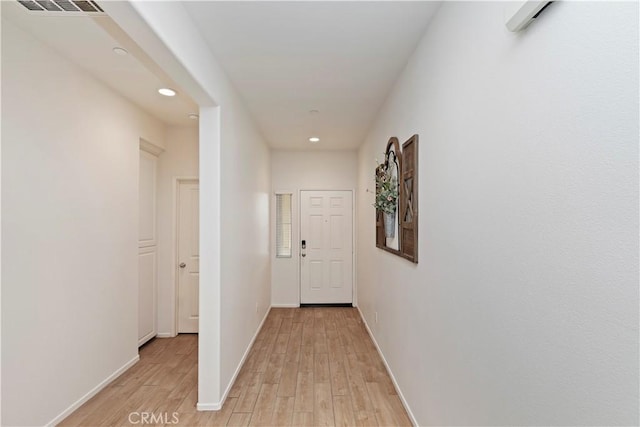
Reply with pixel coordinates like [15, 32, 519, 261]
[271, 303, 299, 308]
[356, 307, 418, 427]
[196, 402, 220, 411]
[138, 331, 156, 347]
[197, 306, 272, 411]
[156, 332, 176, 338]
[47, 354, 140, 426]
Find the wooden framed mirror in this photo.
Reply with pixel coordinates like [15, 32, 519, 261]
[375, 138, 402, 254]
[375, 135, 419, 263]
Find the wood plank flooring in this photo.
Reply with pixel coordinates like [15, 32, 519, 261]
[59, 307, 412, 426]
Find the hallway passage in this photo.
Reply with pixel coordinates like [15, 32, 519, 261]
[60, 307, 412, 426]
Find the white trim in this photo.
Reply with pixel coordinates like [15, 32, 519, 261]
[174, 177, 199, 336]
[139, 138, 165, 156]
[271, 303, 299, 308]
[356, 307, 418, 427]
[156, 332, 176, 338]
[351, 188, 357, 307]
[138, 330, 156, 347]
[46, 355, 140, 426]
[196, 402, 220, 411]
[198, 306, 272, 411]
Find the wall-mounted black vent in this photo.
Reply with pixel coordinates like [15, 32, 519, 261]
[17, 0, 103, 13]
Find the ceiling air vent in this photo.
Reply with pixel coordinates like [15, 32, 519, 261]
[17, 0, 104, 14]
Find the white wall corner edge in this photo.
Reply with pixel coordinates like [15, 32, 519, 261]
[198, 306, 272, 412]
[46, 355, 140, 426]
[356, 307, 419, 427]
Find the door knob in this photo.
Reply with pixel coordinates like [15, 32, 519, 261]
[179, 262, 186, 268]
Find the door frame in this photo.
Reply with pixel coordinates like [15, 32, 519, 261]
[298, 189, 357, 306]
[173, 176, 199, 336]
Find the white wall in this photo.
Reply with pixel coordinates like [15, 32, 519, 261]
[103, 1, 272, 408]
[1, 19, 166, 426]
[271, 150, 358, 306]
[357, 2, 639, 426]
[156, 125, 199, 336]
[218, 111, 271, 394]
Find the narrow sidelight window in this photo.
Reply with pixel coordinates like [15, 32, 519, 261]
[275, 193, 292, 258]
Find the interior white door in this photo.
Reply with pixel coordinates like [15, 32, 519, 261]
[177, 180, 200, 333]
[300, 191, 353, 304]
[138, 150, 158, 346]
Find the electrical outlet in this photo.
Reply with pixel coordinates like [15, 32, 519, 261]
[375, 312, 378, 323]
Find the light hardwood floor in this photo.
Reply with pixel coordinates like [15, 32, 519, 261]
[60, 307, 412, 426]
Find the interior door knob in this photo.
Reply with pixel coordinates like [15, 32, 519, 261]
[179, 262, 186, 268]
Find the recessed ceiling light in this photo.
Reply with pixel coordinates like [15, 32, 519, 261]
[188, 113, 199, 120]
[158, 88, 176, 97]
[309, 137, 320, 143]
[112, 47, 128, 56]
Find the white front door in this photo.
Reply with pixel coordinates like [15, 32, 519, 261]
[177, 180, 200, 333]
[300, 191, 353, 304]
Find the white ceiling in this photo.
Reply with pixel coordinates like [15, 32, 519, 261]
[2, 1, 199, 127]
[183, 1, 440, 150]
[2, 1, 440, 148]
